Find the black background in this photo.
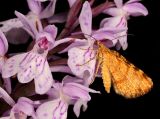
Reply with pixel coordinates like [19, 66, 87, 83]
[0, 0, 160, 118]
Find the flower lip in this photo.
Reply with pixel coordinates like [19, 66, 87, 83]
[36, 31, 55, 51]
[38, 37, 49, 51]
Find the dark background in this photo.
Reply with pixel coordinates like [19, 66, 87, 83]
[0, 0, 160, 118]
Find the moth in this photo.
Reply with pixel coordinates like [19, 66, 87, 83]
[95, 41, 153, 98]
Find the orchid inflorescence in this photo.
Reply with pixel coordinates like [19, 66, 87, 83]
[0, 0, 149, 119]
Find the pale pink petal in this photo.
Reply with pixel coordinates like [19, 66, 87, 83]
[0, 87, 15, 106]
[12, 97, 35, 116]
[40, 0, 57, 19]
[44, 25, 57, 40]
[15, 11, 38, 38]
[123, 3, 148, 16]
[64, 83, 100, 95]
[0, 18, 23, 33]
[27, 0, 42, 15]
[16, 53, 41, 83]
[36, 99, 68, 119]
[103, 8, 122, 16]
[0, 31, 8, 56]
[114, 0, 123, 8]
[2, 53, 27, 78]
[79, 1, 92, 35]
[73, 99, 87, 117]
[68, 45, 96, 84]
[92, 30, 114, 41]
[68, 0, 76, 7]
[34, 60, 54, 94]
[17, 63, 36, 83]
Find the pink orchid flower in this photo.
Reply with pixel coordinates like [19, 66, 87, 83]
[60, 1, 125, 85]
[1, 11, 58, 94]
[101, 0, 148, 50]
[36, 75, 100, 119]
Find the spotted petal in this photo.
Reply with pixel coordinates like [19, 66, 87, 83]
[2, 53, 27, 78]
[79, 1, 92, 36]
[34, 60, 54, 94]
[68, 45, 96, 84]
[36, 98, 68, 119]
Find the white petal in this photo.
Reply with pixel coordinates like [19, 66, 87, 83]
[68, 45, 96, 84]
[79, 1, 92, 35]
[2, 53, 27, 78]
[34, 60, 54, 94]
[36, 99, 68, 119]
[17, 53, 38, 83]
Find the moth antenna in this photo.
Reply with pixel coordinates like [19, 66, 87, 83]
[76, 53, 97, 66]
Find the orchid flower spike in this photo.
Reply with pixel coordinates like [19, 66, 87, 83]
[36, 75, 100, 119]
[101, 0, 148, 50]
[1, 11, 59, 94]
